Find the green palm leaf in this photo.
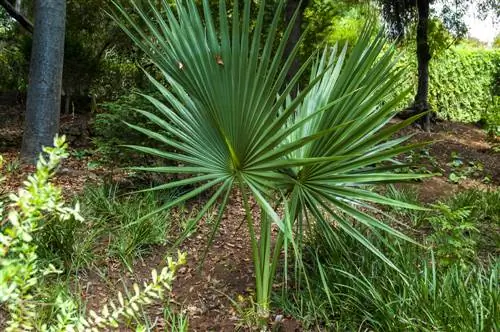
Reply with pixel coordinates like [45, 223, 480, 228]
[112, 0, 429, 320]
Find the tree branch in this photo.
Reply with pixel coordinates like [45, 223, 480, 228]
[0, 0, 33, 33]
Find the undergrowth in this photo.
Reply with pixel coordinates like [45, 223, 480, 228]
[79, 184, 176, 270]
[0, 136, 187, 331]
[276, 187, 499, 331]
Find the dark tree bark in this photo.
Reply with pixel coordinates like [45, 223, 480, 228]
[0, 0, 33, 33]
[284, 0, 308, 95]
[414, 0, 431, 132]
[21, 0, 66, 162]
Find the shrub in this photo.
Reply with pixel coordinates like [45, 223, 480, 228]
[92, 90, 173, 166]
[426, 203, 477, 267]
[0, 136, 186, 331]
[398, 46, 500, 124]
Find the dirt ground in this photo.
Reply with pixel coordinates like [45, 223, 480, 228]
[1, 108, 499, 330]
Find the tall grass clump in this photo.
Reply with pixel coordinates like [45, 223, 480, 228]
[80, 184, 176, 269]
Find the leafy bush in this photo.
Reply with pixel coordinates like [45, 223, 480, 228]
[0, 42, 28, 91]
[398, 46, 500, 124]
[426, 203, 477, 267]
[90, 56, 143, 100]
[0, 136, 187, 331]
[440, 189, 500, 257]
[92, 91, 172, 166]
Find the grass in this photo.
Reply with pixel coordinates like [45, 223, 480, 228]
[276, 187, 500, 331]
[31, 182, 178, 272]
[79, 183, 177, 270]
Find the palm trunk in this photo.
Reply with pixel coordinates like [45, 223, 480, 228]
[414, 0, 431, 132]
[21, 0, 66, 162]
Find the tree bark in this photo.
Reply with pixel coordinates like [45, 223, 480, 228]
[21, 0, 66, 162]
[284, 0, 308, 95]
[414, 0, 431, 132]
[0, 0, 33, 33]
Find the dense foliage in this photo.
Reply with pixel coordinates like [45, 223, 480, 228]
[399, 46, 500, 123]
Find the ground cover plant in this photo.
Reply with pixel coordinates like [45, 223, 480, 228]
[112, 0, 431, 324]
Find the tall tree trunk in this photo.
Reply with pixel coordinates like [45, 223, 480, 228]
[284, 0, 308, 95]
[21, 0, 66, 162]
[414, 0, 431, 132]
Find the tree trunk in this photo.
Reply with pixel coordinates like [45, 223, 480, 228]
[21, 0, 66, 162]
[284, 0, 308, 95]
[414, 0, 431, 132]
[65, 93, 71, 115]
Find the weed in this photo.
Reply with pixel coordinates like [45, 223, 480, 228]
[70, 148, 93, 160]
[399, 148, 442, 175]
[163, 306, 189, 332]
[447, 152, 486, 184]
[4, 157, 20, 174]
[426, 203, 477, 267]
[443, 189, 500, 256]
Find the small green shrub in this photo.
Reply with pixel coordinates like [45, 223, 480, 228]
[0, 42, 28, 91]
[426, 203, 477, 267]
[92, 91, 172, 166]
[443, 189, 500, 256]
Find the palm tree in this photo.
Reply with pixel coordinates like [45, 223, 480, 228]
[112, 0, 428, 323]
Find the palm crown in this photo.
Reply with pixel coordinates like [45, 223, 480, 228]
[112, 0, 428, 320]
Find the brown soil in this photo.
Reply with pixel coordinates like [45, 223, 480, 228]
[396, 121, 499, 198]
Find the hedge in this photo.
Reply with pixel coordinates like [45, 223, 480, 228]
[398, 46, 500, 123]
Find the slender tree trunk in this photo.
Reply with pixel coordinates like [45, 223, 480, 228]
[21, 0, 66, 162]
[284, 0, 308, 95]
[414, 0, 431, 132]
